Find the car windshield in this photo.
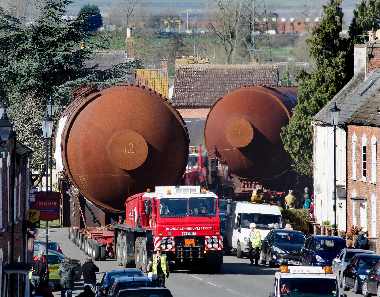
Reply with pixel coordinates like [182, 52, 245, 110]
[274, 232, 305, 245]
[118, 289, 172, 297]
[47, 254, 62, 264]
[160, 197, 216, 217]
[103, 271, 144, 287]
[357, 257, 380, 270]
[117, 280, 150, 290]
[345, 251, 372, 261]
[279, 278, 337, 297]
[240, 213, 281, 229]
[315, 239, 345, 252]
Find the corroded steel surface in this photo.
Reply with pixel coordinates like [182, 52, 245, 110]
[61, 85, 189, 211]
[205, 86, 297, 180]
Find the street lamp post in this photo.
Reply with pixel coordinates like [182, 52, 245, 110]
[330, 102, 340, 236]
[42, 109, 53, 284]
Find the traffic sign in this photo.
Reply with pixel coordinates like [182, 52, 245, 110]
[30, 191, 60, 221]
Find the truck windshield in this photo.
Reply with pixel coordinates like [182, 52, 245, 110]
[160, 197, 216, 217]
[240, 213, 281, 229]
[279, 278, 337, 297]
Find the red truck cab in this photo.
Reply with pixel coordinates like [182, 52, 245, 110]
[124, 186, 223, 271]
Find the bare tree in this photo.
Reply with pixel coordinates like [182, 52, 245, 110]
[121, 0, 137, 28]
[208, 0, 243, 64]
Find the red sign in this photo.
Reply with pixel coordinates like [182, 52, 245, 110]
[30, 191, 60, 221]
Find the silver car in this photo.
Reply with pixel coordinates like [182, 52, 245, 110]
[332, 248, 374, 285]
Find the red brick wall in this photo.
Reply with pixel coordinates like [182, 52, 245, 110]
[347, 125, 380, 252]
[368, 47, 380, 73]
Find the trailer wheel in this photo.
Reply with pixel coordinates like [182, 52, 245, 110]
[116, 234, 123, 266]
[206, 252, 223, 273]
[100, 245, 106, 260]
[135, 237, 148, 272]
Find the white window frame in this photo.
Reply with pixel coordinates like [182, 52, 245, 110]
[362, 135, 368, 181]
[371, 193, 377, 238]
[371, 136, 377, 184]
[352, 134, 357, 180]
[360, 201, 368, 231]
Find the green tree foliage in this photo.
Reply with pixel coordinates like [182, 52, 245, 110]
[0, 0, 141, 171]
[281, 0, 355, 177]
[77, 4, 103, 33]
[349, 0, 380, 44]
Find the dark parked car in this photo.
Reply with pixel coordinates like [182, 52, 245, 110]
[116, 287, 173, 297]
[362, 260, 380, 297]
[107, 276, 152, 297]
[332, 248, 374, 286]
[261, 229, 305, 266]
[97, 268, 145, 296]
[342, 254, 380, 294]
[301, 235, 345, 266]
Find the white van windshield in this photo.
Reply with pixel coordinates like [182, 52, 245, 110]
[240, 213, 281, 229]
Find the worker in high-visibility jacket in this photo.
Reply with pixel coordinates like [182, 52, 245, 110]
[152, 249, 169, 287]
[249, 223, 262, 266]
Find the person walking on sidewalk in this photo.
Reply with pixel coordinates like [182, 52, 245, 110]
[59, 258, 75, 297]
[81, 258, 99, 288]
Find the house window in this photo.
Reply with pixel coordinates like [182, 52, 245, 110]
[371, 136, 377, 184]
[371, 193, 377, 237]
[362, 135, 368, 180]
[352, 134, 357, 180]
[360, 201, 368, 231]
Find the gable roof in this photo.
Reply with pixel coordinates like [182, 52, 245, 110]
[348, 77, 380, 127]
[172, 64, 279, 108]
[313, 72, 366, 126]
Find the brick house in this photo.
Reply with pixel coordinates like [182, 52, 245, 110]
[313, 36, 380, 234]
[0, 140, 33, 297]
[172, 64, 279, 146]
[346, 80, 380, 251]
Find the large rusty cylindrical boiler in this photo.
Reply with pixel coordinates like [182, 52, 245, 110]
[60, 85, 189, 211]
[205, 86, 297, 180]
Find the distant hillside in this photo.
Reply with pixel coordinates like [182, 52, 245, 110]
[67, 0, 358, 20]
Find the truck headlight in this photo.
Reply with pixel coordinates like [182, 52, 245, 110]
[273, 246, 286, 255]
[315, 255, 325, 263]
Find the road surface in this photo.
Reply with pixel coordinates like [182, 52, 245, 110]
[38, 228, 274, 297]
[38, 228, 358, 297]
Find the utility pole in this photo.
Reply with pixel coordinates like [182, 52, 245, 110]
[249, 0, 257, 63]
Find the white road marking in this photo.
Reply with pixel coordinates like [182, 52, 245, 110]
[191, 275, 245, 296]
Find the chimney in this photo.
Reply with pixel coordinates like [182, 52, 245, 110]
[354, 29, 380, 78]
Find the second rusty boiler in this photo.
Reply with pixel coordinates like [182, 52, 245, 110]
[204, 86, 297, 180]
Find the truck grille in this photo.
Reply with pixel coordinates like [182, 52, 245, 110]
[175, 237, 204, 260]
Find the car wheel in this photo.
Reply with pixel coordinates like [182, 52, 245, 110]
[236, 242, 242, 258]
[342, 277, 349, 291]
[259, 250, 266, 265]
[362, 280, 369, 297]
[354, 277, 361, 294]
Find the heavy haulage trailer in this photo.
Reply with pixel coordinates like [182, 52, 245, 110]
[69, 186, 223, 272]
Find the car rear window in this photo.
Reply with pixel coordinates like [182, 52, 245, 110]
[315, 239, 344, 251]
